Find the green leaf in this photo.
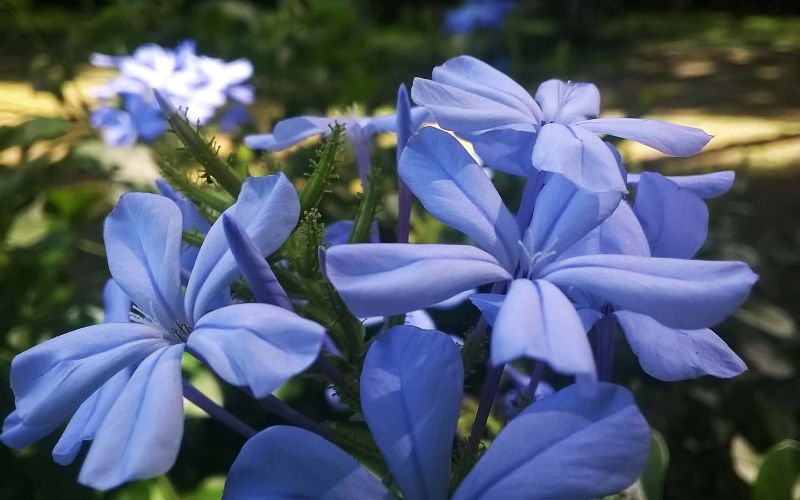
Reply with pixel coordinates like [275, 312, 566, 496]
[0, 117, 68, 151]
[641, 429, 670, 500]
[752, 440, 800, 500]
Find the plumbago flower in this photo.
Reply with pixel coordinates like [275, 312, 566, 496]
[443, 0, 516, 34]
[245, 106, 430, 184]
[324, 127, 756, 382]
[411, 55, 712, 192]
[2, 174, 325, 489]
[223, 326, 651, 499]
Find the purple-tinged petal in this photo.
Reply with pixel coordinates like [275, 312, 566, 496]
[188, 303, 324, 398]
[524, 173, 621, 268]
[361, 326, 463, 500]
[578, 117, 712, 156]
[52, 368, 132, 465]
[123, 93, 166, 142]
[432, 288, 477, 309]
[469, 293, 504, 325]
[103, 279, 132, 323]
[577, 306, 603, 332]
[324, 220, 355, 246]
[470, 128, 535, 176]
[399, 127, 520, 269]
[411, 78, 537, 136]
[542, 254, 758, 329]
[453, 383, 650, 500]
[185, 174, 299, 324]
[104, 193, 186, 327]
[1, 411, 60, 449]
[362, 106, 430, 136]
[614, 310, 746, 381]
[223, 426, 391, 499]
[535, 79, 600, 125]
[90, 107, 138, 146]
[10, 323, 168, 427]
[431, 56, 542, 122]
[491, 279, 596, 383]
[562, 201, 651, 259]
[628, 170, 735, 199]
[323, 243, 511, 317]
[78, 344, 184, 490]
[633, 172, 708, 258]
[531, 123, 627, 193]
[244, 116, 331, 151]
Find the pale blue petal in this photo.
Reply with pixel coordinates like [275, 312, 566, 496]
[323, 243, 511, 317]
[628, 170, 735, 199]
[361, 326, 463, 500]
[531, 123, 627, 193]
[244, 116, 331, 151]
[406, 310, 436, 330]
[91, 107, 138, 146]
[103, 279, 132, 323]
[454, 383, 650, 500]
[223, 426, 391, 500]
[432, 288, 477, 309]
[399, 127, 520, 269]
[52, 368, 132, 465]
[10, 323, 167, 427]
[633, 172, 708, 258]
[578, 117, 712, 156]
[78, 344, 184, 491]
[614, 310, 746, 381]
[324, 220, 355, 246]
[155, 179, 210, 271]
[470, 128, 534, 176]
[188, 303, 324, 398]
[0, 411, 60, 449]
[535, 79, 600, 125]
[185, 174, 299, 324]
[561, 201, 651, 259]
[542, 254, 758, 329]
[104, 192, 186, 327]
[469, 293, 504, 325]
[491, 279, 596, 382]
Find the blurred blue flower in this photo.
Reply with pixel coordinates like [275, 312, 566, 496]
[412, 56, 712, 192]
[2, 175, 325, 490]
[90, 93, 166, 146]
[223, 325, 651, 499]
[444, 0, 515, 34]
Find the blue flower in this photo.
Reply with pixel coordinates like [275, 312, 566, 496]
[2, 174, 325, 490]
[411, 56, 713, 192]
[323, 127, 756, 383]
[245, 107, 430, 184]
[223, 325, 651, 499]
[91, 93, 166, 146]
[443, 0, 515, 34]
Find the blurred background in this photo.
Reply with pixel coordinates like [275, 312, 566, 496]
[1, 0, 798, 498]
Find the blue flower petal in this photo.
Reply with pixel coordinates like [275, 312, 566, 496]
[633, 172, 709, 258]
[400, 127, 520, 269]
[188, 303, 324, 398]
[244, 116, 331, 151]
[223, 426, 392, 499]
[0, 411, 60, 449]
[185, 174, 299, 324]
[361, 326, 463, 500]
[561, 201, 651, 259]
[78, 344, 184, 491]
[10, 323, 167, 427]
[102, 279, 132, 323]
[104, 193, 186, 327]
[453, 383, 650, 500]
[614, 310, 746, 381]
[155, 179, 211, 272]
[470, 128, 535, 176]
[578, 117, 712, 156]
[531, 123, 627, 193]
[542, 254, 758, 329]
[535, 79, 600, 125]
[491, 279, 596, 382]
[628, 170, 735, 199]
[90, 107, 138, 146]
[323, 243, 511, 317]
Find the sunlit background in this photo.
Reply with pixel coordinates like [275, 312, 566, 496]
[1, 0, 799, 498]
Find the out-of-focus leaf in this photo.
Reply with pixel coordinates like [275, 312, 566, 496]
[642, 430, 670, 500]
[182, 355, 225, 418]
[185, 476, 226, 500]
[0, 117, 68, 151]
[736, 299, 797, 340]
[741, 338, 795, 379]
[752, 440, 800, 500]
[115, 475, 180, 500]
[732, 435, 762, 485]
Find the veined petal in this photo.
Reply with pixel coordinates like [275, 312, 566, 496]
[1, 411, 60, 449]
[10, 323, 168, 427]
[188, 303, 324, 398]
[155, 179, 210, 271]
[361, 326, 463, 500]
[399, 127, 520, 269]
[542, 254, 758, 329]
[633, 172, 709, 258]
[524, 173, 621, 268]
[627, 170, 735, 199]
[79, 344, 184, 491]
[491, 279, 596, 382]
[53, 368, 132, 465]
[577, 117, 712, 156]
[244, 116, 331, 151]
[323, 244, 511, 317]
[431, 56, 542, 121]
[531, 123, 627, 193]
[535, 79, 600, 125]
[185, 174, 299, 324]
[223, 426, 391, 500]
[103, 279, 132, 323]
[411, 78, 537, 136]
[561, 201, 651, 259]
[470, 293, 504, 325]
[453, 383, 650, 500]
[470, 128, 535, 176]
[614, 310, 746, 381]
[104, 192, 185, 327]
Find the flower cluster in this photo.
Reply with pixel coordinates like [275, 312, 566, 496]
[90, 41, 253, 146]
[3, 54, 756, 498]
